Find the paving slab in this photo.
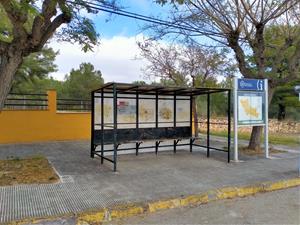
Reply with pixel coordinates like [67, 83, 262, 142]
[0, 139, 299, 223]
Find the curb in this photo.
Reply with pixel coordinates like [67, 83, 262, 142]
[76, 177, 300, 225]
[11, 177, 300, 225]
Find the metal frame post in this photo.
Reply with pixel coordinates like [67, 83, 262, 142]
[233, 77, 239, 161]
[189, 95, 193, 152]
[155, 91, 158, 128]
[173, 94, 176, 153]
[91, 91, 95, 158]
[264, 79, 269, 158]
[113, 83, 118, 172]
[173, 94, 176, 128]
[207, 93, 210, 157]
[155, 91, 159, 154]
[101, 89, 104, 164]
[136, 91, 139, 156]
[227, 90, 231, 163]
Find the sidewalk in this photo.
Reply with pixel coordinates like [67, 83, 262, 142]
[0, 139, 299, 223]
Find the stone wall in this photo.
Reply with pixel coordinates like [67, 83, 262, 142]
[198, 118, 300, 134]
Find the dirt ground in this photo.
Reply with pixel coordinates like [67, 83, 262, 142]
[240, 146, 285, 155]
[0, 155, 59, 186]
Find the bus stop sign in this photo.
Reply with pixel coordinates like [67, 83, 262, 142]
[238, 79, 264, 91]
[233, 78, 269, 162]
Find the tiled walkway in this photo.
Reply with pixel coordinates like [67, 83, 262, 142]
[0, 140, 299, 223]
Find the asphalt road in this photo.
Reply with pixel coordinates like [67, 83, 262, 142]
[105, 187, 300, 225]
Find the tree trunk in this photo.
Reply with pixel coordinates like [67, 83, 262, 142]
[248, 126, 263, 150]
[0, 53, 23, 110]
[277, 98, 286, 121]
[247, 87, 274, 150]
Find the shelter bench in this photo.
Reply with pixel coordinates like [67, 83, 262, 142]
[93, 137, 202, 156]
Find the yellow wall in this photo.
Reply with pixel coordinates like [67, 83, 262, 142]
[0, 90, 91, 144]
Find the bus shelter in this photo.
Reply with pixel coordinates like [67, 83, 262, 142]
[91, 82, 231, 171]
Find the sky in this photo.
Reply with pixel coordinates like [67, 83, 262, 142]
[49, 0, 171, 83]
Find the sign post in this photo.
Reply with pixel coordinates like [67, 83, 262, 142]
[233, 78, 239, 161]
[294, 85, 300, 177]
[233, 77, 269, 161]
[264, 79, 269, 158]
[295, 85, 300, 101]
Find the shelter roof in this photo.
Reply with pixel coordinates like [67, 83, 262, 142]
[94, 82, 230, 96]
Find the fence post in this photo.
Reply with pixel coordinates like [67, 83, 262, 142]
[23, 95, 26, 110]
[47, 90, 57, 113]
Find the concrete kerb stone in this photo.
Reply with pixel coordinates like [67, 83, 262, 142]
[75, 177, 300, 225]
[10, 178, 300, 225]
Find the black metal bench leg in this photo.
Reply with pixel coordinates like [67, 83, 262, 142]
[91, 145, 95, 158]
[101, 145, 104, 164]
[113, 144, 120, 172]
[113, 161, 117, 172]
[174, 139, 181, 154]
[173, 140, 177, 153]
[190, 138, 195, 153]
[113, 153, 117, 172]
[136, 142, 141, 156]
[155, 141, 160, 155]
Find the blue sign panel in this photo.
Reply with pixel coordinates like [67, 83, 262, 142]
[238, 79, 264, 91]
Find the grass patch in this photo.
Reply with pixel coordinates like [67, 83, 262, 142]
[210, 130, 300, 146]
[0, 155, 59, 186]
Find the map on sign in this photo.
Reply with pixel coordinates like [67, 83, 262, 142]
[238, 92, 264, 125]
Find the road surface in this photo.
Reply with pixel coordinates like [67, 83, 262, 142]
[105, 187, 300, 225]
